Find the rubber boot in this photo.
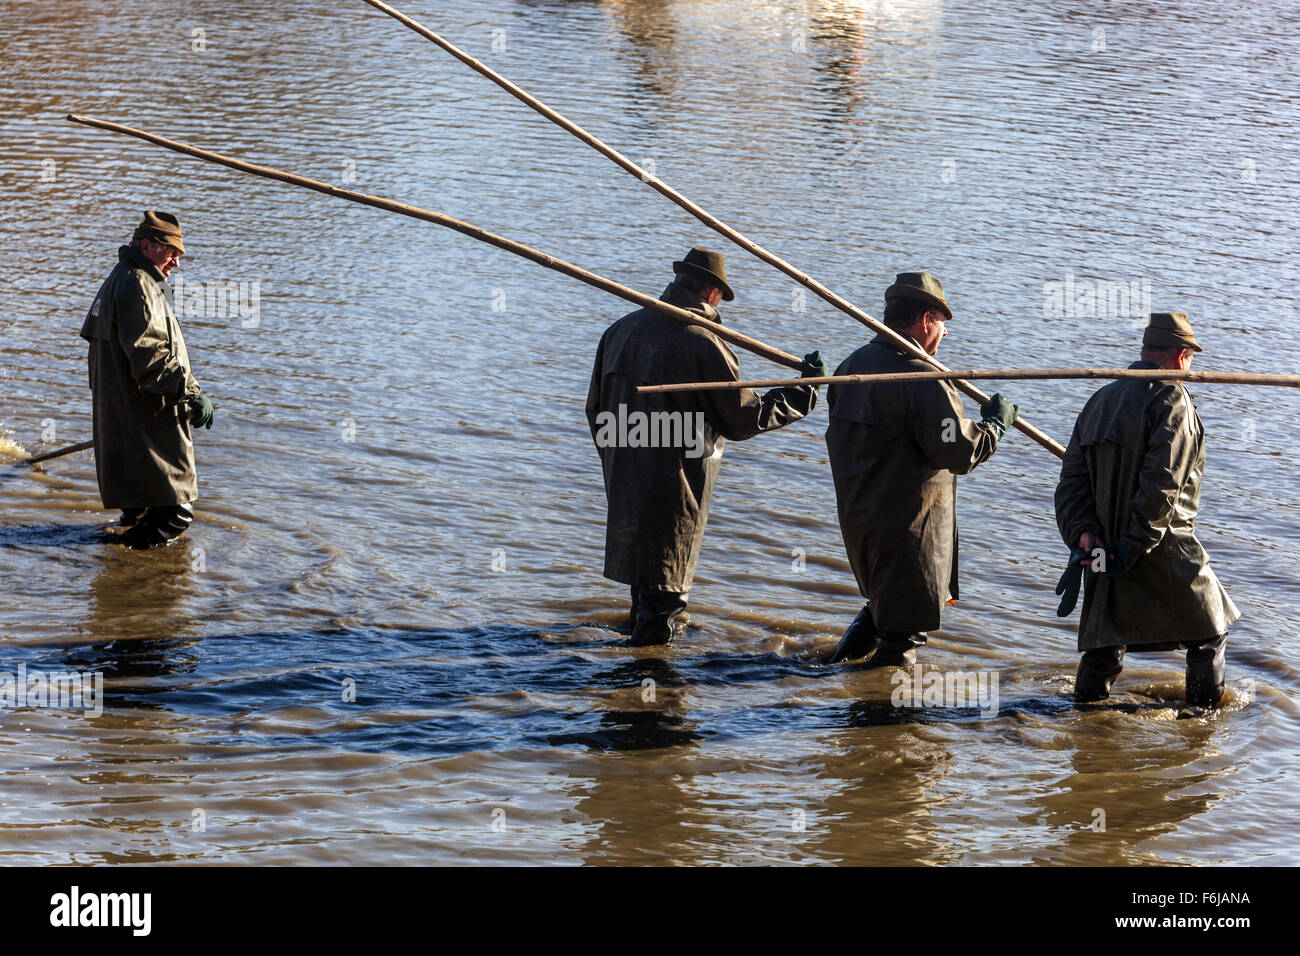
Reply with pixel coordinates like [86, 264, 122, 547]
[120, 508, 146, 528]
[119, 503, 193, 550]
[862, 631, 924, 669]
[829, 605, 879, 663]
[628, 589, 688, 647]
[1075, 645, 1125, 703]
[1185, 633, 1227, 708]
[626, 586, 641, 633]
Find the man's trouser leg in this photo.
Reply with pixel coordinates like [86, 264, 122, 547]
[1075, 645, 1125, 702]
[864, 630, 926, 668]
[120, 503, 194, 549]
[628, 588, 688, 647]
[1185, 633, 1227, 708]
[829, 604, 880, 663]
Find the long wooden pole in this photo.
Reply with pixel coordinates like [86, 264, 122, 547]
[65, 114, 804, 373]
[638, 368, 1300, 394]
[24, 439, 95, 465]
[357, 0, 1066, 459]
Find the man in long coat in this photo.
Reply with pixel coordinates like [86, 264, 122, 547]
[825, 272, 1017, 667]
[586, 247, 826, 645]
[1054, 312, 1239, 707]
[80, 211, 214, 549]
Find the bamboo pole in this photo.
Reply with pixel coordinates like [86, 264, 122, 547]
[356, 0, 1066, 459]
[638, 368, 1300, 394]
[65, 114, 804, 374]
[24, 439, 94, 465]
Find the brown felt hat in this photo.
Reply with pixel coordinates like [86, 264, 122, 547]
[1143, 311, 1202, 352]
[884, 271, 951, 320]
[673, 247, 734, 301]
[132, 210, 185, 254]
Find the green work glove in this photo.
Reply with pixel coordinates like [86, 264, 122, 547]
[980, 392, 1019, 438]
[188, 391, 214, 430]
[800, 350, 830, 381]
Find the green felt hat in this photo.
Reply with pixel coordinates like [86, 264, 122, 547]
[132, 210, 185, 254]
[1143, 311, 1202, 352]
[885, 271, 951, 320]
[673, 247, 734, 301]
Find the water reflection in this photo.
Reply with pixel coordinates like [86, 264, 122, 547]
[808, 4, 874, 115]
[1025, 714, 1227, 865]
[601, 0, 682, 104]
[71, 539, 201, 710]
[810, 701, 956, 864]
[566, 653, 711, 863]
[548, 654, 702, 750]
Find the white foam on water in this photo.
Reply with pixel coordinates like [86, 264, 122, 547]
[0, 428, 30, 463]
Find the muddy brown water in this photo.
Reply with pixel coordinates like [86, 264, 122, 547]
[0, 0, 1297, 864]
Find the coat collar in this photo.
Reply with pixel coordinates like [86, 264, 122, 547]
[661, 283, 721, 323]
[1130, 358, 1193, 399]
[119, 244, 166, 284]
[870, 330, 926, 354]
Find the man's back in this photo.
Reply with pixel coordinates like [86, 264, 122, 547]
[828, 337, 992, 506]
[1056, 313, 1238, 706]
[825, 334, 999, 633]
[1057, 374, 1197, 547]
[585, 282, 816, 597]
[1055, 367, 1239, 649]
[589, 300, 733, 451]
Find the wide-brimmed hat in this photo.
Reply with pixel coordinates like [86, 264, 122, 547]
[673, 247, 734, 301]
[132, 210, 185, 254]
[884, 271, 951, 320]
[1143, 311, 1202, 352]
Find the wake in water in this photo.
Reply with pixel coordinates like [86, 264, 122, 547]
[0, 426, 30, 463]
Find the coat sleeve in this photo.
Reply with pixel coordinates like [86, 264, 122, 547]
[1054, 422, 1102, 548]
[585, 333, 605, 449]
[909, 380, 999, 475]
[694, 337, 817, 442]
[115, 273, 198, 402]
[1116, 387, 1196, 559]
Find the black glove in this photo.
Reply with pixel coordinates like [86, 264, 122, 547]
[800, 350, 830, 381]
[1054, 547, 1090, 617]
[188, 391, 214, 430]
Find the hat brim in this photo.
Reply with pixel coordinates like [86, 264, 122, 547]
[1143, 329, 1202, 352]
[139, 231, 185, 254]
[674, 261, 734, 301]
[885, 284, 951, 320]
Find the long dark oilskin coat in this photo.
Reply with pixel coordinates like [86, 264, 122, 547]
[826, 333, 1000, 634]
[586, 283, 818, 593]
[1054, 361, 1239, 651]
[80, 245, 201, 509]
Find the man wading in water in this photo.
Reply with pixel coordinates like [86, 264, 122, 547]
[1054, 312, 1239, 708]
[80, 211, 214, 549]
[826, 272, 1017, 667]
[586, 247, 827, 645]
